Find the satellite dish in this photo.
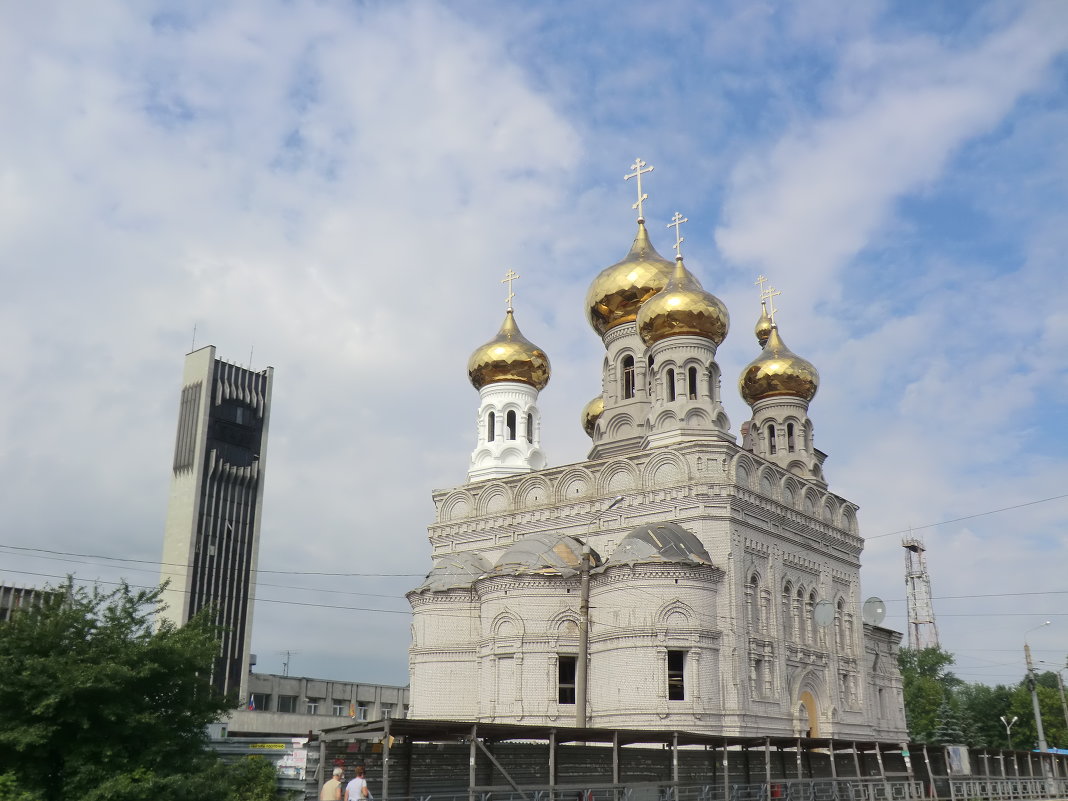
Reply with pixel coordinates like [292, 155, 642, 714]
[862, 596, 886, 626]
[813, 600, 835, 627]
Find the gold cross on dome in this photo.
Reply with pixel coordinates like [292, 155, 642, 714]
[667, 211, 688, 258]
[501, 269, 520, 310]
[624, 158, 654, 222]
[755, 275, 768, 297]
[762, 285, 782, 323]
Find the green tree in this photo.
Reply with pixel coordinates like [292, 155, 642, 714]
[932, 698, 966, 744]
[957, 682, 1014, 748]
[0, 580, 277, 801]
[899, 646, 960, 742]
[1008, 673, 1068, 752]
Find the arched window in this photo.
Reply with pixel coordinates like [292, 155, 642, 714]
[747, 574, 760, 631]
[807, 591, 818, 644]
[621, 355, 635, 399]
[835, 599, 845, 652]
[768, 424, 777, 454]
[526, 413, 534, 443]
[487, 411, 495, 442]
[787, 422, 796, 452]
[666, 369, 676, 402]
[506, 410, 517, 440]
[687, 366, 698, 399]
[782, 583, 793, 639]
[794, 588, 804, 642]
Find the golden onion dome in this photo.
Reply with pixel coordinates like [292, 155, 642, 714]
[581, 395, 604, 438]
[468, 309, 550, 391]
[754, 303, 773, 348]
[739, 325, 819, 406]
[636, 257, 729, 346]
[585, 222, 675, 337]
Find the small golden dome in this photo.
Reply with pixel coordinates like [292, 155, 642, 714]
[739, 325, 819, 406]
[636, 258, 729, 346]
[581, 395, 604, 438]
[754, 303, 773, 348]
[468, 309, 550, 391]
[585, 222, 675, 337]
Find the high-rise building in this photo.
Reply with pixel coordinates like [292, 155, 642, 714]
[407, 164, 907, 741]
[159, 346, 273, 700]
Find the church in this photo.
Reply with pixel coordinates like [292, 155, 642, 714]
[406, 161, 908, 742]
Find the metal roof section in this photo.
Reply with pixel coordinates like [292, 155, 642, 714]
[606, 521, 713, 567]
[489, 533, 602, 578]
[416, 551, 492, 592]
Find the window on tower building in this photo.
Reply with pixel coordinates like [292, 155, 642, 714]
[558, 655, 577, 704]
[506, 410, 517, 440]
[666, 369, 676, 402]
[621, 355, 635, 399]
[277, 694, 297, 714]
[768, 424, 777, 454]
[487, 412, 495, 442]
[667, 650, 685, 700]
[526, 413, 533, 443]
[787, 422, 796, 452]
[688, 366, 698, 399]
[306, 697, 322, 715]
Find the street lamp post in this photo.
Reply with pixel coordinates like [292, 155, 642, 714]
[1000, 715, 1018, 751]
[1024, 621, 1052, 753]
[575, 495, 624, 729]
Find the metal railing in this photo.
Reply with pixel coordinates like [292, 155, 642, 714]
[948, 777, 1068, 801]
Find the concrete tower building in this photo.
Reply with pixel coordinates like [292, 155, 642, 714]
[159, 346, 273, 700]
[407, 164, 906, 741]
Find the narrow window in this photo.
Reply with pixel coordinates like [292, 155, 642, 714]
[306, 697, 321, 715]
[487, 411, 495, 442]
[621, 355, 635, 399]
[687, 366, 698, 399]
[782, 583, 793, 638]
[332, 699, 347, 716]
[356, 702, 368, 721]
[787, 422, 796, 452]
[666, 369, 676, 401]
[667, 650, 685, 700]
[747, 575, 759, 631]
[768, 424, 777, 454]
[648, 355, 654, 369]
[558, 655, 577, 704]
[506, 410, 517, 440]
[878, 688, 886, 718]
[526, 413, 533, 443]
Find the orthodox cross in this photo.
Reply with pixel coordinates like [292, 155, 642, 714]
[762, 285, 782, 323]
[667, 212, 688, 259]
[624, 158, 654, 222]
[754, 274, 768, 298]
[501, 269, 520, 310]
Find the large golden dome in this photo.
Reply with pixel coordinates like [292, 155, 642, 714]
[581, 395, 604, 437]
[636, 258, 729, 346]
[739, 325, 819, 406]
[468, 309, 550, 391]
[585, 222, 675, 337]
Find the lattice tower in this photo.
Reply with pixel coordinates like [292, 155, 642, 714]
[903, 537, 940, 649]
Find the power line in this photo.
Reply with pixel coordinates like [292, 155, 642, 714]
[865, 493, 1068, 541]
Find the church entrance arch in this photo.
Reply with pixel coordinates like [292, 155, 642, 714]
[797, 690, 820, 738]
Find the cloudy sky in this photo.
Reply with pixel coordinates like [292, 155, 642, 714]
[2, 1, 1066, 691]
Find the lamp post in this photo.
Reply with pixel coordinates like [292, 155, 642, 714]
[1024, 621, 1051, 753]
[1036, 660, 1068, 733]
[1000, 715, 1018, 751]
[576, 495, 624, 729]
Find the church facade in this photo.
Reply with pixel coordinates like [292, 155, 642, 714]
[407, 167, 907, 741]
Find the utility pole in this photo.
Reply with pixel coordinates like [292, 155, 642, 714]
[576, 495, 623, 729]
[1024, 622, 1051, 753]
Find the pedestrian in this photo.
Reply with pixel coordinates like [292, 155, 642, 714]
[320, 767, 344, 800]
[344, 765, 371, 801]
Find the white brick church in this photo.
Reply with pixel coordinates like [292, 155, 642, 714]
[407, 164, 908, 742]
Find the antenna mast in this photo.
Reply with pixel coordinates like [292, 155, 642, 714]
[902, 535, 940, 649]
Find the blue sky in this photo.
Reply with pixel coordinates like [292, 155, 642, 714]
[1, 0, 1066, 689]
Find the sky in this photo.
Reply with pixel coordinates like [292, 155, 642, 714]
[1, 0, 1066, 692]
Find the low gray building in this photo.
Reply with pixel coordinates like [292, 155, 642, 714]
[226, 672, 409, 736]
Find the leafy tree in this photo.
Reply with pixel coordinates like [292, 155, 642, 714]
[957, 682, 1014, 748]
[899, 646, 960, 742]
[1008, 674, 1068, 752]
[0, 580, 277, 801]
